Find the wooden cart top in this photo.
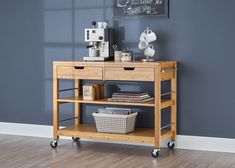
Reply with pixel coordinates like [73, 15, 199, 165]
[53, 61, 177, 67]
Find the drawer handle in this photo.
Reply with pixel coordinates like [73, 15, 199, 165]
[123, 67, 135, 71]
[74, 66, 85, 70]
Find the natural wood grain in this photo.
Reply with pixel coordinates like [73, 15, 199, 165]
[58, 97, 173, 109]
[171, 63, 177, 140]
[58, 124, 155, 144]
[53, 64, 59, 140]
[160, 71, 175, 81]
[161, 99, 174, 109]
[58, 125, 172, 143]
[57, 66, 103, 80]
[1, 134, 235, 168]
[53, 61, 178, 152]
[104, 67, 154, 81]
[74, 80, 81, 125]
[160, 64, 177, 81]
[154, 65, 161, 149]
[53, 61, 177, 68]
[57, 96, 156, 107]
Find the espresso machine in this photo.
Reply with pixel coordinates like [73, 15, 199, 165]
[84, 21, 114, 61]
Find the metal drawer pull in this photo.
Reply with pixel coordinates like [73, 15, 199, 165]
[161, 68, 178, 73]
[74, 66, 85, 70]
[123, 67, 135, 71]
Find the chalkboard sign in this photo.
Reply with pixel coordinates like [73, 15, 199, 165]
[113, 0, 168, 17]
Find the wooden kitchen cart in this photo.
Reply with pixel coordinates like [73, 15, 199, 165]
[51, 61, 177, 157]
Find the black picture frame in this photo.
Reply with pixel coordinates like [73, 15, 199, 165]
[113, 0, 169, 18]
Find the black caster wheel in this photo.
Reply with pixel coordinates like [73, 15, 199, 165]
[50, 140, 58, 148]
[167, 141, 175, 149]
[72, 137, 80, 142]
[151, 149, 160, 158]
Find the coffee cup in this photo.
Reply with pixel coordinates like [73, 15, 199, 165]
[144, 29, 157, 43]
[144, 44, 155, 57]
[139, 32, 147, 41]
[138, 39, 148, 50]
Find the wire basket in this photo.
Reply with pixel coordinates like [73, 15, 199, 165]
[93, 112, 137, 134]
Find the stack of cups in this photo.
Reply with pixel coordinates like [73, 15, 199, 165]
[138, 28, 157, 57]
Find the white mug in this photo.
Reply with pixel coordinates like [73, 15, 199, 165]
[138, 39, 148, 50]
[144, 44, 155, 57]
[144, 29, 157, 43]
[139, 32, 147, 41]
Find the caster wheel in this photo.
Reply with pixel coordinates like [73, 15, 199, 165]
[50, 140, 58, 148]
[72, 137, 80, 142]
[151, 149, 160, 158]
[167, 141, 175, 149]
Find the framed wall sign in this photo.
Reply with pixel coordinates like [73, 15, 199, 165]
[113, 0, 169, 17]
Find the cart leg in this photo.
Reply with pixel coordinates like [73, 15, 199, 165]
[53, 102, 59, 141]
[73, 79, 81, 142]
[74, 79, 81, 126]
[153, 66, 162, 157]
[51, 64, 59, 148]
[171, 64, 177, 142]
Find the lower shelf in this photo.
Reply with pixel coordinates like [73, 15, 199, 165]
[58, 124, 173, 144]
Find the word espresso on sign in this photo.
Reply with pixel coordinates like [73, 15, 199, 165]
[114, 0, 167, 17]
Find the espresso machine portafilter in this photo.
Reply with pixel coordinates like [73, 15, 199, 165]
[84, 21, 114, 61]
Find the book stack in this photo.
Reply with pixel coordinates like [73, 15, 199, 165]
[108, 91, 154, 103]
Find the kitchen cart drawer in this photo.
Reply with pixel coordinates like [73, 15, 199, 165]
[104, 67, 154, 81]
[57, 66, 103, 80]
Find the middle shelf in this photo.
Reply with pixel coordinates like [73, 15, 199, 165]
[57, 96, 174, 108]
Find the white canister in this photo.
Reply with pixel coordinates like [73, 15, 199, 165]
[114, 51, 122, 61]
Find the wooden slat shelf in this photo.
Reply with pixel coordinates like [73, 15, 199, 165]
[57, 96, 173, 108]
[58, 124, 173, 144]
[58, 96, 154, 107]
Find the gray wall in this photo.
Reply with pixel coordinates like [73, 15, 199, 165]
[0, 0, 235, 138]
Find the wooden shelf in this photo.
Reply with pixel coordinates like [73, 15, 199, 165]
[58, 124, 173, 144]
[57, 96, 173, 108]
